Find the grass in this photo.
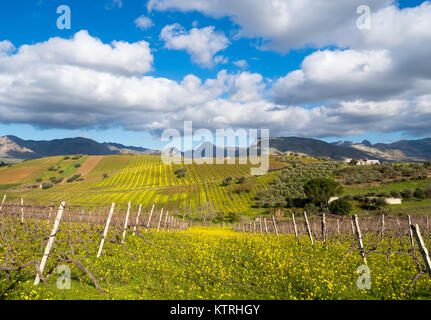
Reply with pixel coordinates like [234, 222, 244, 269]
[2, 224, 431, 300]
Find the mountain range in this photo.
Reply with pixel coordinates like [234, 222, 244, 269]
[1, 135, 431, 163]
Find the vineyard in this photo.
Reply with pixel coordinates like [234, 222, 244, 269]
[3, 155, 280, 216]
[1, 202, 431, 300]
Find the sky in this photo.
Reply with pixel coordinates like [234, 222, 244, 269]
[0, 0, 430, 150]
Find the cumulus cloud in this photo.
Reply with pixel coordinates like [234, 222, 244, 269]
[135, 15, 154, 30]
[2, 28, 431, 140]
[233, 60, 248, 69]
[148, 0, 391, 51]
[160, 24, 230, 68]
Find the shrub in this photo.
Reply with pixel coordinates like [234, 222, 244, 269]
[103, 173, 108, 179]
[67, 174, 82, 183]
[42, 182, 53, 189]
[175, 167, 187, 178]
[425, 184, 431, 199]
[401, 189, 413, 199]
[221, 176, 233, 186]
[304, 202, 319, 215]
[74, 163, 81, 168]
[414, 187, 426, 199]
[236, 176, 247, 184]
[36, 178, 42, 183]
[328, 199, 352, 215]
[64, 156, 70, 160]
[59, 170, 64, 174]
[390, 190, 402, 198]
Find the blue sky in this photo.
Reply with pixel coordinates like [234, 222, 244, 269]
[0, 0, 430, 149]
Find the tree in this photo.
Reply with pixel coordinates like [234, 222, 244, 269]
[328, 199, 352, 215]
[414, 187, 426, 199]
[349, 159, 358, 166]
[303, 178, 343, 208]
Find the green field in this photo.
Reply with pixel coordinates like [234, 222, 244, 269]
[2, 155, 279, 216]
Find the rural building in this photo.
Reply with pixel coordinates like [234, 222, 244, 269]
[357, 159, 380, 165]
[385, 198, 402, 205]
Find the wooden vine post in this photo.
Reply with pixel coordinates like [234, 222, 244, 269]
[132, 204, 143, 236]
[144, 204, 155, 234]
[410, 224, 431, 277]
[259, 218, 263, 234]
[353, 215, 367, 265]
[381, 214, 385, 241]
[121, 202, 131, 244]
[336, 218, 340, 235]
[34, 201, 66, 285]
[350, 217, 356, 235]
[263, 217, 269, 234]
[408, 215, 414, 249]
[303, 211, 314, 245]
[272, 215, 279, 236]
[97, 203, 115, 258]
[164, 211, 169, 231]
[292, 213, 298, 240]
[321, 213, 326, 244]
[20, 198, 25, 224]
[0, 194, 6, 213]
[157, 208, 164, 232]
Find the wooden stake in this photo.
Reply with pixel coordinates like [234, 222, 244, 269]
[410, 224, 431, 277]
[381, 214, 385, 241]
[408, 215, 414, 248]
[20, 198, 25, 224]
[321, 213, 326, 244]
[0, 194, 6, 213]
[292, 213, 298, 240]
[303, 211, 314, 245]
[353, 215, 367, 265]
[272, 215, 279, 236]
[121, 202, 131, 243]
[259, 218, 263, 234]
[263, 218, 269, 234]
[336, 218, 340, 235]
[132, 204, 143, 236]
[34, 201, 66, 285]
[351, 217, 356, 234]
[144, 204, 154, 234]
[157, 208, 164, 232]
[97, 203, 115, 258]
[164, 211, 169, 231]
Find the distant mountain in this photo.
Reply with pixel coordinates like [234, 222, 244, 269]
[0, 136, 159, 160]
[2, 135, 431, 163]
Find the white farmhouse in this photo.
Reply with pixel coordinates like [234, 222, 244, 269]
[385, 198, 402, 205]
[357, 159, 380, 165]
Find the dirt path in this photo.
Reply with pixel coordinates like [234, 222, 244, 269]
[75, 156, 104, 176]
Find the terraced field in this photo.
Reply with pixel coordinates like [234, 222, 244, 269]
[3, 155, 280, 215]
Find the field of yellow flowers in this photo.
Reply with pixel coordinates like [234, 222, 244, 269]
[1, 224, 431, 300]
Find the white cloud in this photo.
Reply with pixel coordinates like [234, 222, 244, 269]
[2, 30, 431, 140]
[233, 60, 248, 69]
[148, 0, 391, 51]
[135, 15, 154, 30]
[106, 0, 123, 10]
[160, 23, 230, 68]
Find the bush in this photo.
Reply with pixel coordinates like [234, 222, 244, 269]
[328, 199, 352, 215]
[425, 184, 431, 199]
[414, 187, 426, 199]
[304, 202, 319, 215]
[401, 189, 413, 200]
[390, 190, 402, 198]
[74, 163, 81, 168]
[41, 182, 53, 189]
[175, 167, 187, 178]
[67, 174, 82, 183]
[236, 176, 247, 184]
[36, 178, 42, 183]
[221, 176, 233, 186]
[59, 170, 64, 174]
[64, 156, 70, 160]
[103, 173, 108, 179]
